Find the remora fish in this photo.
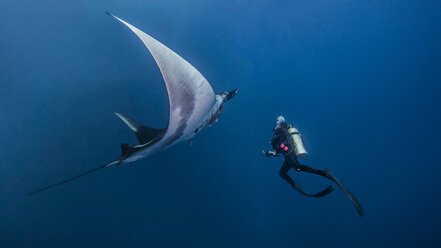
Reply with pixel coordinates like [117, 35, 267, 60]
[30, 13, 238, 194]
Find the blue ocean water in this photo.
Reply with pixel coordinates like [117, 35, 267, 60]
[1, 0, 440, 247]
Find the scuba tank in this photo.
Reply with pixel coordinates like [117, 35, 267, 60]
[288, 126, 308, 158]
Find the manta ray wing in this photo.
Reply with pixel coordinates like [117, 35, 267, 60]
[108, 13, 216, 153]
[28, 14, 219, 194]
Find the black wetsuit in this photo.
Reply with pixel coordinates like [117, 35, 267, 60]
[270, 125, 334, 197]
[267, 124, 364, 215]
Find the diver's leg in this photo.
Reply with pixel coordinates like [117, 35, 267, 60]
[279, 160, 295, 186]
[279, 160, 333, 198]
[294, 164, 332, 179]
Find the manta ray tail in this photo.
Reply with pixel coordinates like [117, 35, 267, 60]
[115, 112, 165, 144]
[29, 160, 120, 195]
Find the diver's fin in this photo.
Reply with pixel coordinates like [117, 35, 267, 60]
[310, 185, 334, 197]
[293, 182, 334, 198]
[325, 169, 364, 216]
[29, 160, 120, 195]
[115, 112, 165, 144]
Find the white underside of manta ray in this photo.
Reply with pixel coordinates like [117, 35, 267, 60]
[30, 13, 237, 194]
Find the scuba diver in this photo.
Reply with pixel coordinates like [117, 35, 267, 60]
[262, 116, 364, 216]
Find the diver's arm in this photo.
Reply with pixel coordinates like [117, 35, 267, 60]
[262, 150, 280, 157]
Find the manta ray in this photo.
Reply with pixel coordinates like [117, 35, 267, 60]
[30, 13, 237, 194]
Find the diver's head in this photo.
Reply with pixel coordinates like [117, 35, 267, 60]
[273, 115, 287, 131]
[220, 89, 238, 103]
